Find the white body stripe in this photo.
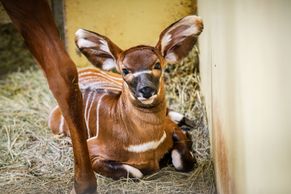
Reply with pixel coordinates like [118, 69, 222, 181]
[99, 70, 123, 80]
[86, 92, 97, 138]
[132, 70, 152, 77]
[80, 84, 121, 92]
[79, 71, 122, 84]
[78, 68, 122, 80]
[84, 91, 93, 135]
[125, 131, 166, 153]
[95, 93, 107, 138]
[79, 78, 121, 88]
[48, 106, 58, 129]
[59, 116, 65, 133]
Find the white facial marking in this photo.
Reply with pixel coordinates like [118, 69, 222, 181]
[125, 131, 166, 153]
[132, 70, 152, 77]
[171, 149, 183, 170]
[122, 164, 143, 178]
[102, 59, 116, 70]
[168, 111, 184, 124]
[95, 93, 107, 138]
[80, 83, 121, 92]
[84, 91, 93, 132]
[137, 95, 157, 105]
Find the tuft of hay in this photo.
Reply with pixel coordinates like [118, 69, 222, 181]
[0, 48, 215, 193]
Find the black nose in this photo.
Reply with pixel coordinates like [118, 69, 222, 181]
[139, 86, 156, 99]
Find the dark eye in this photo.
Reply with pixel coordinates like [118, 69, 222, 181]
[154, 62, 161, 70]
[122, 68, 130, 75]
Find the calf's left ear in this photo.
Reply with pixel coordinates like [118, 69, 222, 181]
[156, 15, 203, 64]
[75, 29, 122, 71]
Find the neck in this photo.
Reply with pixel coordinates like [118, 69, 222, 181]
[118, 84, 167, 128]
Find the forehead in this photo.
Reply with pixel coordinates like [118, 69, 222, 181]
[121, 46, 159, 70]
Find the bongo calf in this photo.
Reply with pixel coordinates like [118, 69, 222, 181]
[49, 15, 203, 179]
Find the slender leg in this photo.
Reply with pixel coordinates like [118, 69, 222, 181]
[1, 0, 96, 193]
[167, 109, 196, 130]
[171, 128, 197, 172]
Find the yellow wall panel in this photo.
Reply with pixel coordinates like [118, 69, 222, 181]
[64, 0, 195, 66]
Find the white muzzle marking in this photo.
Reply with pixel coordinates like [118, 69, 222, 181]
[137, 94, 157, 105]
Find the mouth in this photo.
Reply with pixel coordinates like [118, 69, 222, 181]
[137, 95, 157, 105]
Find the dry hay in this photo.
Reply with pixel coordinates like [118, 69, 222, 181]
[0, 47, 216, 193]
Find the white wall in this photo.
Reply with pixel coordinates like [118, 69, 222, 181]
[198, 1, 291, 193]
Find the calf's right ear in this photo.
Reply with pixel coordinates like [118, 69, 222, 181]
[75, 29, 122, 71]
[156, 15, 203, 64]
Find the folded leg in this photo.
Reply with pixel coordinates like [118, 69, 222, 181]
[171, 128, 197, 172]
[91, 157, 143, 180]
[167, 109, 195, 131]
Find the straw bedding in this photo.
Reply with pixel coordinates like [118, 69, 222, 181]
[0, 46, 216, 193]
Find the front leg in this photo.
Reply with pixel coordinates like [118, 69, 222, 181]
[91, 157, 143, 180]
[171, 128, 197, 172]
[167, 109, 195, 131]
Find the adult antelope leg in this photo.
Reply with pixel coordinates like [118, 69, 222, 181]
[1, 0, 96, 193]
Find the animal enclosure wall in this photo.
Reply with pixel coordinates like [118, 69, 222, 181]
[63, 0, 196, 66]
[198, 0, 291, 194]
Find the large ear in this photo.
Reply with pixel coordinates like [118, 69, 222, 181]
[156, 15, 203, 64]
[75, 29, 122, 71]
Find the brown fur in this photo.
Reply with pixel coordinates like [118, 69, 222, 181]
[1, 0, 96, 193]
[49, 67, 176, 175]
[49, 14, 203, 178]
[2, 0, 203, 191]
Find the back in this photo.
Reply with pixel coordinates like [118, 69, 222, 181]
[78, 67, 123, 94]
